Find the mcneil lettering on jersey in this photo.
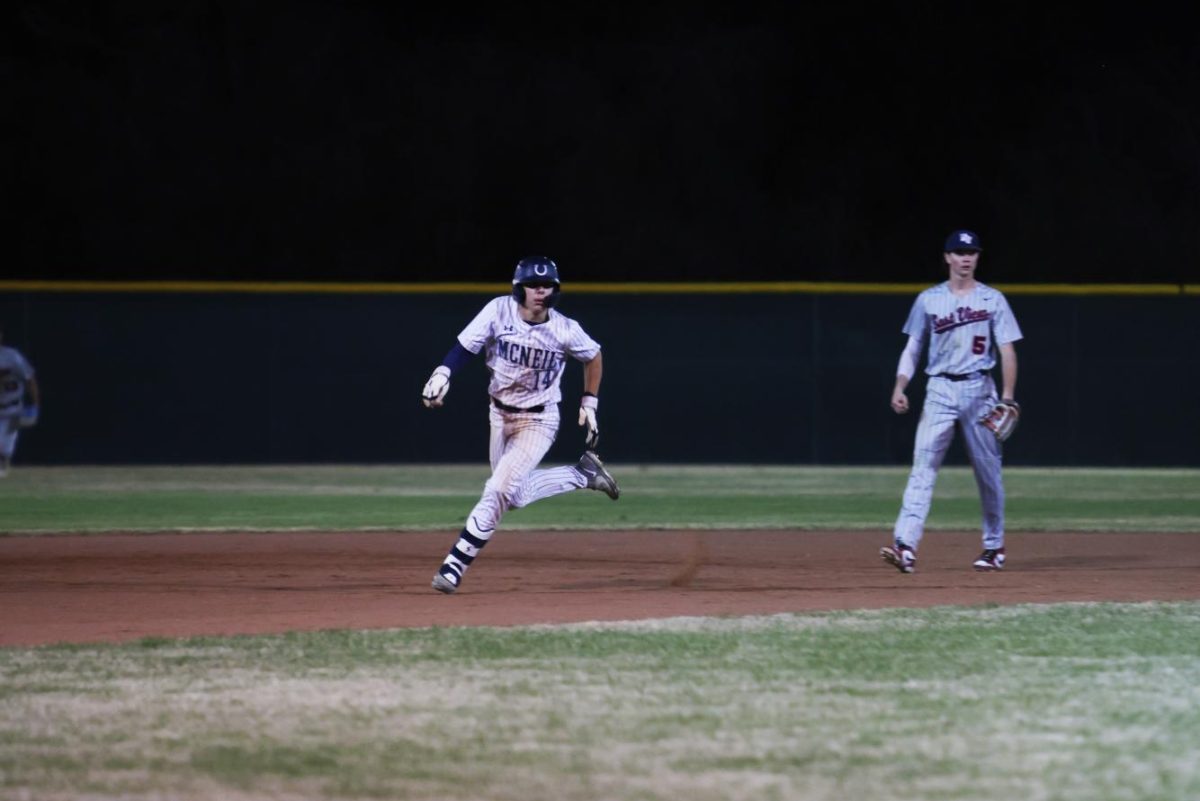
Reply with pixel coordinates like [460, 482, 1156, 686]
[932, 306, 992, 335]
[496, 340, 565, 372]
[495, 340, 564, 392]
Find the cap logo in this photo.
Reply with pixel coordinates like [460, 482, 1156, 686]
[535, 264, 548, 276]
[959, 233, 974, 245]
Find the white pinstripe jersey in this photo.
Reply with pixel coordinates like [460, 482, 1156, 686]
[0, 346, 35, 416]
[903, 281, 1023, 376]
[457, 297, 601, 408]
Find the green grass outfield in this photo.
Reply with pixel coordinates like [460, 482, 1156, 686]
[2, 604, 1199, 800]
[1, 464, 1198, 533]
[2, 465, 1199, 800]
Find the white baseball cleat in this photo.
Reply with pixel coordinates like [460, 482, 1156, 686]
[880, 544, 916, 574]
[431, 571, 459, 594]
[973, 548, 1006, 571]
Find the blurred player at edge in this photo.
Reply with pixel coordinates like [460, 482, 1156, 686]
[0, 325, 41, 477]
[420, 256, 620, 594]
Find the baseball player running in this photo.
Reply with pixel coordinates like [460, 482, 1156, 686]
[0, 325, 41, 477]
[881, 230, 1023, 574]
[420, 256, 620, 594]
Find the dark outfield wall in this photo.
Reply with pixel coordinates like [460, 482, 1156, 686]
[1, 290, 1197, 467]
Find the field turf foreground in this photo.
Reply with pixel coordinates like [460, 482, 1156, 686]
[2, 603, 1199, 801]
[2, 465, 1198, 799]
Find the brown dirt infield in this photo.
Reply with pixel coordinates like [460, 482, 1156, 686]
[2, 530, 1198, 647]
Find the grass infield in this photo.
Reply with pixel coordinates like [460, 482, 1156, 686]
[1, 464, 1198, 533]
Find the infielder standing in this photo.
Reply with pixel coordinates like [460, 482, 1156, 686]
[0, 325, 41, 477]
[420, 256, 620, 594]
[881, 230, 1023, 574]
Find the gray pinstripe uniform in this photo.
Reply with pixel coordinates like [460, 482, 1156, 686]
[894, 281, 1023, 552]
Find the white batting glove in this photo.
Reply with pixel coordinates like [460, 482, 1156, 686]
[422, 366, 451, 408]
[578, 394, 599, 449]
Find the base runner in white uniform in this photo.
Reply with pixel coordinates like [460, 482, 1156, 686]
[881, 230, 1023, 574]
[420, 256, 620, 594]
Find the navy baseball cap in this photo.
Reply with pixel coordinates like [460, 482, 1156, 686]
[944, 230, 983, 252]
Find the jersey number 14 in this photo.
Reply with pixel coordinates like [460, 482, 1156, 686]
[531, 369, 556, 391]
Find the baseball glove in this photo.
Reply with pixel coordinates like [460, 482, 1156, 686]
[980, 400, 1020, 442]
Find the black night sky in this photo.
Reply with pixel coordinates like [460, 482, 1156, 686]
[8, 2, 1199, 283]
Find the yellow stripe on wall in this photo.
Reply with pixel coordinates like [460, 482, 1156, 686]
[0, 280, 1195, 296]
[0, 280, 508, 294]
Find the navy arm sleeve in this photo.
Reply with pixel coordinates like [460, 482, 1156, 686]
[442, 342, 474, 374]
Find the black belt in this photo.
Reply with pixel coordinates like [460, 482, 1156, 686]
[492, 397, 545, 413]
[935, 372, 983, 382]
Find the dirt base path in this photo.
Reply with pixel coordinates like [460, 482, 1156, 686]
[2, 530, 1197, 646]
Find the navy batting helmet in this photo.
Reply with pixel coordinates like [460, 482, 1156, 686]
[511, 256, 561, 307]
